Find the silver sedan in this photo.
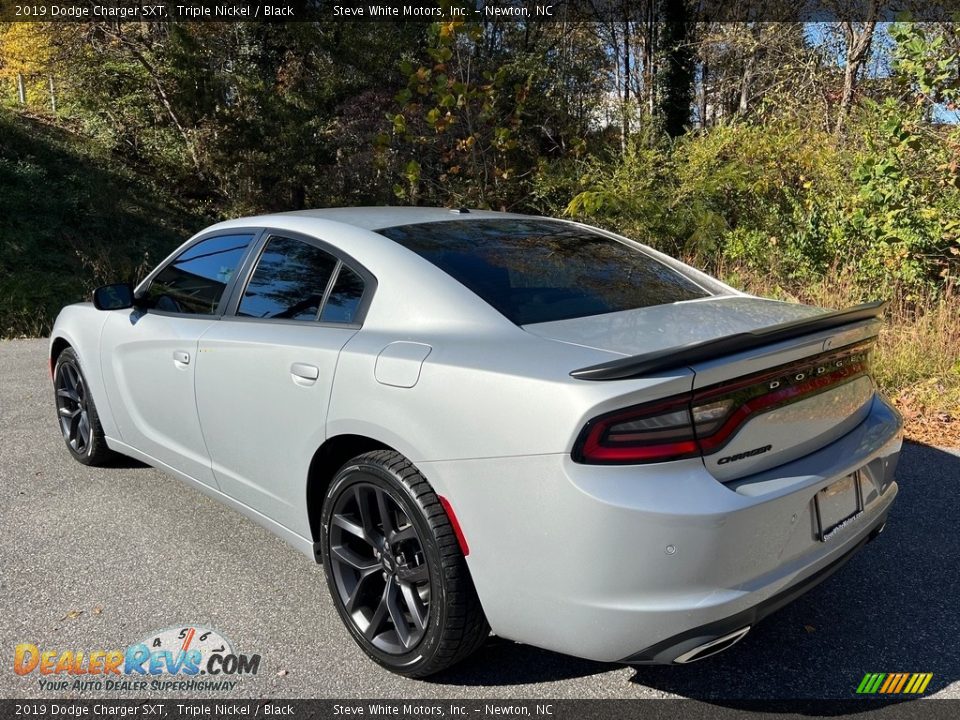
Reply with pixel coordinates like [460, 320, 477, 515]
[49, 207, 902, 676]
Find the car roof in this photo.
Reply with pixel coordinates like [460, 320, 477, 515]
[185, 207, 552, 333]
[238, 206, 535, 232]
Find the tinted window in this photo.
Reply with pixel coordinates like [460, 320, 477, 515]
[320, 266, 365, 324]
[379, 220, 710, 325]
[238, 236, 337, 320]
[146, 233, 254, 315]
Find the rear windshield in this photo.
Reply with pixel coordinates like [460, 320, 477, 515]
[378, 219, 710, 325]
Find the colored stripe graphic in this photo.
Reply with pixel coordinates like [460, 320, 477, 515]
[857, 673, 933, 694]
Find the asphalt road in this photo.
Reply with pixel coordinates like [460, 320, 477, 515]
[1, 338, 957, 702]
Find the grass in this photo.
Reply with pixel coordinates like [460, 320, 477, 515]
[0, 108, 208, 337]
[720, 265, 960, 446]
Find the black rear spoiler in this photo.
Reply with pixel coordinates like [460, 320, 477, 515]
[570, 301, 887, 381]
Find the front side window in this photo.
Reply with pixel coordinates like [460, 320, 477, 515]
[238, 235, 338, 321]
[144, 233, 254, 315]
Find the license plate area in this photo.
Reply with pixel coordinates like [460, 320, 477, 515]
[814, 472, 864, 542]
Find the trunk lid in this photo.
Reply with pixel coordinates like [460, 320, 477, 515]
[529, 296, 883, 480]
[523, 296, 827, 357]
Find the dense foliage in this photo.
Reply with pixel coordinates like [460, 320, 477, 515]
[0, 17, 958, 435]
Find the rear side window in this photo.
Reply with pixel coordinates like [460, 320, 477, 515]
[379, 220, 710, 325]
[320, 266, 365, 324]
[146, 233, 254, 315]
[238, 235, 337, 320]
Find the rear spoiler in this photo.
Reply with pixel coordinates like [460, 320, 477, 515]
[570, 301, 887, 381]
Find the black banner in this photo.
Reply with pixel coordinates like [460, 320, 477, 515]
[2, 699, 959, 720]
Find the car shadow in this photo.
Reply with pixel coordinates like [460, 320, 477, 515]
[102, 455, 151, 470]
[433, 443, 959, 707]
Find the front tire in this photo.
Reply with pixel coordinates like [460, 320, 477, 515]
[320, 450, 488, 677]
[53, 347, 115, 466]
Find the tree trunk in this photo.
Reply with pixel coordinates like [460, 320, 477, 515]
[16, 73, 25, 105]
[700, 58, 709, 129]
[657, 0, 694, 137]
[49, 76, 57, 113]
[739, 54, 754, 115]
[835, 1, 879, 135]
[622, 18, 631, 153]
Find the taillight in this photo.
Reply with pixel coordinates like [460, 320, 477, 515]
[573, 395, 701, 464]
[574, 342, 872, 465]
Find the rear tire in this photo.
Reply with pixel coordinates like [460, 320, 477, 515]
[53, 347, 115, 466]
[320, 450, 488, 677]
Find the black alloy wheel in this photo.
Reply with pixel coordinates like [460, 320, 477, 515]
[329, 481, 431, 654]
[56, 360, 91, 456]
[320, 450, 489, 677]
[53, 347, 114, 465]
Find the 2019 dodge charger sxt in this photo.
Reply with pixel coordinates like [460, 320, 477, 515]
[50, 207, 902, 676]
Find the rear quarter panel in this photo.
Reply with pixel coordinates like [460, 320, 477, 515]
[326, 326, 695, 463]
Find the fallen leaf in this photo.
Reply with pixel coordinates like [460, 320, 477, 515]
[62, 610, 83, 621]
[804, 624, 816, 633]
[276, 670, 289, 677]
[92, 607, 103, 615]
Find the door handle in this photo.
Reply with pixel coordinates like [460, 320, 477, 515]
[173, 350, 190, 366]
[290, 362, 319, 382]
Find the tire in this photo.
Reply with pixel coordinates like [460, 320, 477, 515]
[53, 347, 115, 466]
[320, 450, 489, 677]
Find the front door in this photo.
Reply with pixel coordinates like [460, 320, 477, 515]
[100, 232, 258, 487]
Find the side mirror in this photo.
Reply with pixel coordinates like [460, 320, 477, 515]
[92, 283, 136, 311]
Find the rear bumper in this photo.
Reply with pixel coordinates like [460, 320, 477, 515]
[622, 512, 889, 664]
[420, 393, 903, 663]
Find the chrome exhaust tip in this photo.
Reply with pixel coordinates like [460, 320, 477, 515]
[673, 626, 751, 664]
[868, 519, 887, 542]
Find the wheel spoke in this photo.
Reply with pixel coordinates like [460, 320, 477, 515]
[344, 566, 381, 614]
[57, 388, 77, 402]
[331, 543, 378, 573]
[332, 514, 372, 546]
[376, 488, 395, 538]
[385, 578, 411, 648]
[62, 365, 77, 393]
[364, 583, 391, 641]
[399, 581, 428, 631]
[355, 486, 384, 546]
[68, 411, 81, 439]
[59, 406, 79, 418]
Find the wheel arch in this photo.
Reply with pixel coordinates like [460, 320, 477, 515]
[50, 335, 72, 375]
[306, 433, 391, 554]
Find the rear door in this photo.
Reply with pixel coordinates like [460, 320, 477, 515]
[100, 231, 259, 487]
[194, 231, 372, 535]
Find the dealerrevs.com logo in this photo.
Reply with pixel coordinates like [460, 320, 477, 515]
[14, 625, 261, 693]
